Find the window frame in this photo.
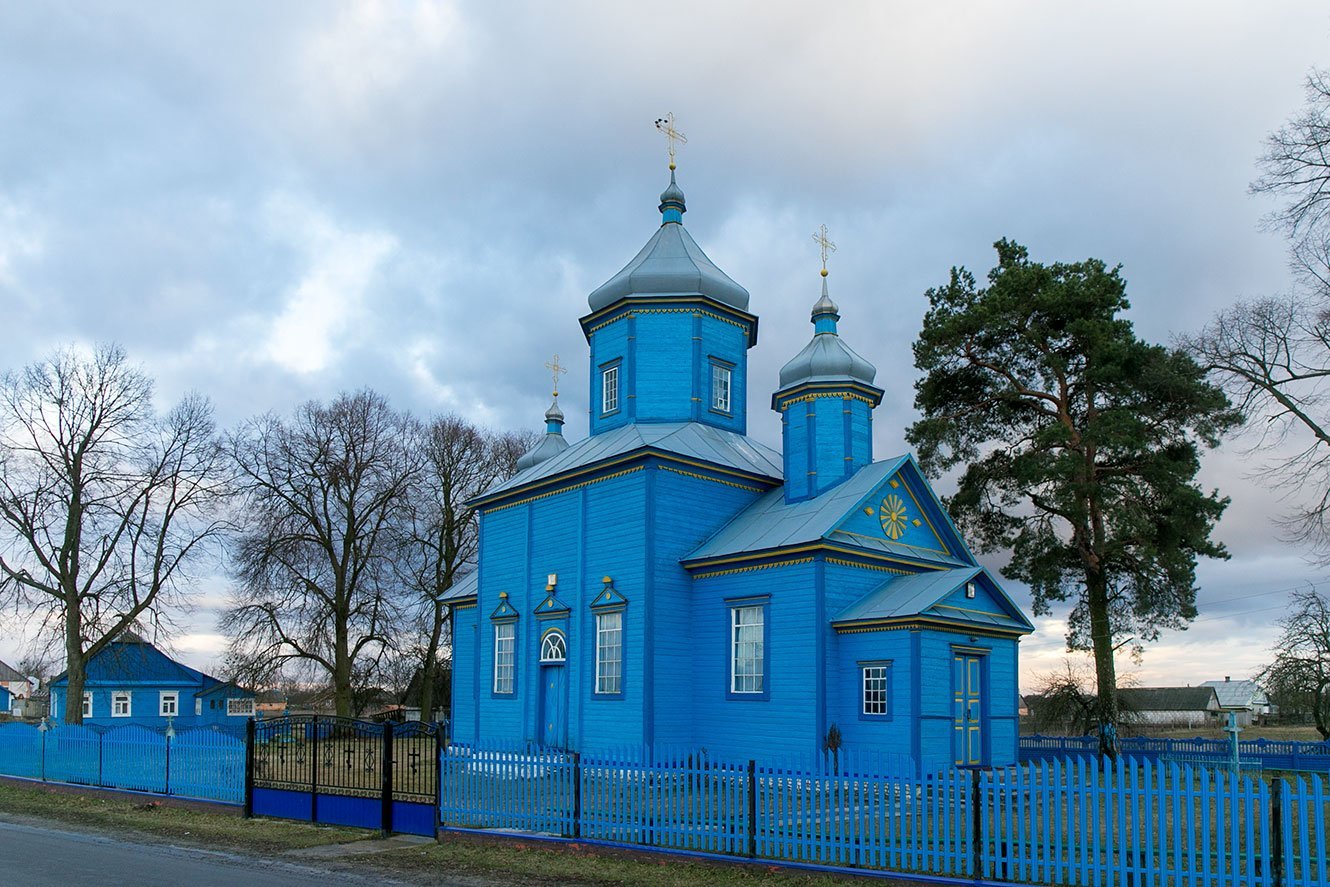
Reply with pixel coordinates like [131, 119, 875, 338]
[112, 690, 132, 718]
[226, 697, 255, 717]
[859, 660, 893, 720]
[601, 362, 621, 415]
[726, 597, 770, 700]
[82, 692, 92, 718]
[195, 697, 203, 716]
[594, 610, 624, 697]
[540, 628, 568, 663]
[709, 359, 733, 415]
[492, 621, 517, 696]
[159, 691, 178, 718]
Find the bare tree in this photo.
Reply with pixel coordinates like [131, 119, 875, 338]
[1260, 588, 1330, 739]
[398, 417, 531, 721]
[1026, 658, 1099, 736]
[0, 344, 229, 723]
[223, 390, 419, 718]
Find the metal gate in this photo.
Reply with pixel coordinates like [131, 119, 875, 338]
[245, 716, 440, 836]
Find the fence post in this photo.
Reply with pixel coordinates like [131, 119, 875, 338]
[310, 717, 319, 823]
[164, 729, 171, 796]
[970, 768, 984, 878]
[1271, 777, 1285, 887]
[746, 759, 757, 859]
[433, 728, 443, 840]
[243, 718, 255, 818]
[40, 723, 46, 782]
[381, 721, 394, 837]
[97, 730, 104, 787]
[571, 751, 581, 839]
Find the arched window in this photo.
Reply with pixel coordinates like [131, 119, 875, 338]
[540, 631, 567, 663]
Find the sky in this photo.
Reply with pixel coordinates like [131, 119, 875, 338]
[1, 1, 1328, 692]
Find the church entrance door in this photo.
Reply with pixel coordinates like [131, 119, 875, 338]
[540, 664, 567, 748]
[952, 653, 985, 766]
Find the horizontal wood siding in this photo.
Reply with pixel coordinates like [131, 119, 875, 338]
[829, 630, 913, 755]
[451, 606, 478, 744]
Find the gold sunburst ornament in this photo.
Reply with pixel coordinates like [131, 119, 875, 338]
[880, 494, 909, 540]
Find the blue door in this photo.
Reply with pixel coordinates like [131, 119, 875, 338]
[540, 664, 567, 748]
[953, 654, 985, 766]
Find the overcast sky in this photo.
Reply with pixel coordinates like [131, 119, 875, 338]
[2, 2, 1329, 692]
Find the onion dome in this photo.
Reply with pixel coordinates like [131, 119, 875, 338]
[516, 398, 570, 471]
[587, 172, 750, 313]
[777, 276, 877, 388]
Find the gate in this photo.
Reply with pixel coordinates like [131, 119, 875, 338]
[246, 716, 440, 836]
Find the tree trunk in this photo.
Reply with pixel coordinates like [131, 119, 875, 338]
[333, 614, 353, 718]
[418, 598, 446, 721]
[1086, 568, 1119, 758]
[63, 598, 85, 724]
[1314, 680, 1329, 741]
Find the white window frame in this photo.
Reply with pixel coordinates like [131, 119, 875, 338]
[159, 691, 178, 717]
[540, 630, 567, 663]
[195, 697, 203, 716]
[595, 611, 623, 695]
[226, 697, 255, 717]
[493, 622, 516, 694]
[862, 665, 890, 716]
[730, 605, 765, 694]
[82, 692, 92, 718]
[112, 691, 132, 718]
[711, 362, 732, 413]
[602, 365, 620, 414]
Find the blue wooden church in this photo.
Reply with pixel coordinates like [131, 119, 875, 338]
[444, 165, 1033, 772]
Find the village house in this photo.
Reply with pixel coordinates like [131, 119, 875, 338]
[1200, 677, 1271, 727]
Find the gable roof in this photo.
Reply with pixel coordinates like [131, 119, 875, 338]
[1200, 679, 1269, 709]
[685, 456, 974, 568]
[51, 636, 216, 688]
[1118, 687, 1219, 712]
[473, 422, 783, 507]
[195, 680, 252, 699]
[832, 566, 1034, 634]
[0, 660, 27, 683]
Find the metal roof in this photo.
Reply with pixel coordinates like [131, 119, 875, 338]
[51, 636, 216, 688]
[1118, 687, 1220, 712]
[441, 570, 479, 603]
[478, 422, 783, 503]
[1200, 679, 1269, 709]
[0, 659, 27, 683]
[833, 566, 1033, 632]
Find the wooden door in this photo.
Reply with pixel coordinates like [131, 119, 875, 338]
[953, 654, 985, 766]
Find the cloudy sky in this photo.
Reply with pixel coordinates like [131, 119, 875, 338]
[2, 2, 1329, 691]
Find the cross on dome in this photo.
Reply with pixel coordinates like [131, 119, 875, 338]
[812, 224, 837, 278]
[654, 113, 687, 171]
[545, 353, 567, 397]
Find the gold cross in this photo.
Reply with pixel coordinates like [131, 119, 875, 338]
[654, 113, 687, 170]
[545, 354, 567, 397]
[812, 224, 837, 277]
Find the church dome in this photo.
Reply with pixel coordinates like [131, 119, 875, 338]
[587, 173, 750, 313]
[515, 398, 570, 471]
[777, 278, 877, 388]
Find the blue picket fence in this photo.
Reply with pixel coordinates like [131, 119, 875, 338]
[439, 742, 1330, 886]
[0, 722, 245, 804]
[1022, 734, 1330, 771]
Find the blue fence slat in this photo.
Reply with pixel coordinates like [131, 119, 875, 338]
[170, 728, 246, 803]
[0, 723, 43, 778]
[101, 725, 167, 793]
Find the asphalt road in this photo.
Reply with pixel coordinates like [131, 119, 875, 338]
[0, 816, 428, 887]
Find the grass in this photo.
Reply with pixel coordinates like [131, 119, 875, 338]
[363, 837, 881, 886]
[0, 781, 365, 853]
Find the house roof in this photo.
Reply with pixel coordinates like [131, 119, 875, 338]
[0, 660, 27, 683]
[685, 456, 972, 567]
[195, 680, 252, 699]
[832, 566, 1034, 633]
[441, 570, 479, 603]
[51, 635, 218, 689]
[1200, 679, 1269, 709]
[1118, 686, 1219, 712]
[474, 422, 783, 506]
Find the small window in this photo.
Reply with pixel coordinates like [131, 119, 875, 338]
[112, 691, 132, 717]
[965, 582, 977, 599]
[540, 631, 567, 663]
[595, 612, 623, 694]
[711, 362, 732, 413]
[159, 692, 178, 717]
[730, 605, 765, 694]
[82, 692, 92, 718]
[227, 698, 255, 717]
[862, 664, 890, 716]
[195, 697, 203, 716]
[493, 622, 516, 694]
[602, 364, 620, 414]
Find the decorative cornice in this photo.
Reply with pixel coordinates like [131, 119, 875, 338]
[832, 616, 1030, 637]
[659, 465, 767, 493]
[824, 557, 909, 576]
[579, 296, 758, 345]
[484, 466, 645, 513]
[690, 556, 815, 579]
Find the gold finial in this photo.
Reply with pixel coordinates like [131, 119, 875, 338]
[813, 224, 836, 277]
[654, 113, 687, 170]
[545, 354, 567, 397]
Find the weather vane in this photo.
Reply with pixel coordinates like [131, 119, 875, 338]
[812, 224, 836, 277]
[654, 113, 687, 170]
[545, 354, 567, 397]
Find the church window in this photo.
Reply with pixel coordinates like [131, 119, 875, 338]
[493, 623, 516, 694]
[595, 611, 622, 694]
[711, 362, 732, 413]
[540, 630, 567, 663]
[602, 364, 620, 414]
[730, 605, 765, 694]
[112, 691, 132, 717]
[160, 691, 178, 717]
[861, 663, 891, 717]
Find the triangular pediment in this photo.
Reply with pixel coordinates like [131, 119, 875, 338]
[834, 566, 1033, 634]
[534, 590, 571, 619]
[590, 579, 629, 610]
[490, 595, 519, 621]
[829, 457, 975, 566]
